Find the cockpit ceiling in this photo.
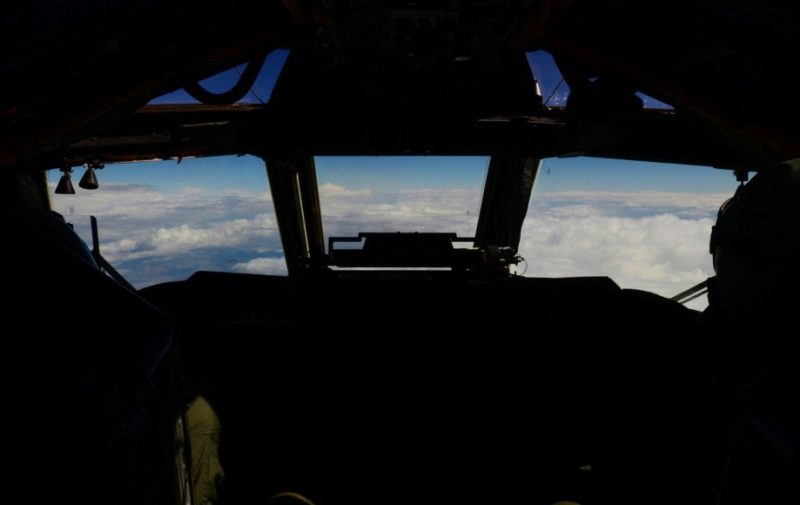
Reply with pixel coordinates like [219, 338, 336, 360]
[2, 1, 799, 168]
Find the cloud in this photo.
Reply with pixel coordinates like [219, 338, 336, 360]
[232, 257, 288, 275]
[510, 190, 722, 308]
[318, 183, 373, 198]
[105, 237, 137, 254]
[320, 187, 482, 238]
[51, 183, 281, 287]
[52, 183, 272, 222]
[51, 177, 727, 309]
[536, 190, 729, 219]
[516, 212, 714, 295]
[102, 214, 277, 261]
[319, 187, 721, 304]
[95, 183, 156, 192]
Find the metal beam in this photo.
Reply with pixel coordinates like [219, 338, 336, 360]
[265, 159, 308, 276]
[294, 156, 326, 269]
[49, 106, 761, 170]
[474, 157, 539, 252]
[264, 156, 327, 276]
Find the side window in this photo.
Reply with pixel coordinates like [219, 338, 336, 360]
[516, 157, 738, 309]
[49, 155, 285, 288]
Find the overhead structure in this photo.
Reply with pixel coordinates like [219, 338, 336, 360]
[1, 1, 798, 171]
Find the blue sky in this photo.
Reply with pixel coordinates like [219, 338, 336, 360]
[316, 156, 489, 190]
[47, 49, 740, 309]
[536, 157, 736, 193]
[150, 49, 290, 105]
[93, 154, 738, 195]
[95, 155, 268, 191]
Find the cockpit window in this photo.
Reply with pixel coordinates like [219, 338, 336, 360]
[516, 157, 738, 309]
[527, 50, 570, 108]
[527, 50, 673, 109]
[48, 151, 738, 305]
[49, 155, 284, 288]
[315, 156, 489, 251]
[149, 49, 290, 105]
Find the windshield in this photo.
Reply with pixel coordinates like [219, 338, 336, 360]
[517, 157, 737, 309]
[48, 155, 284, 287]
[49, 153, 737, 310]
[316, 156, 488, 248]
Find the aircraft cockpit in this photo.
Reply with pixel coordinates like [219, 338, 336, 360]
[4, 2, 800, 504]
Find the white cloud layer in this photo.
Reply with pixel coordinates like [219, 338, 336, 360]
[52, 183, 279, 286]
[513, 191, 721, 308]
[320, 187, 482, 238]
[318, 182, 373, 198]
[516, 212, 713, 294]
[51, 181, 728, 309]
[101, 214, 277, 260]
[232, 257, 288, 275]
